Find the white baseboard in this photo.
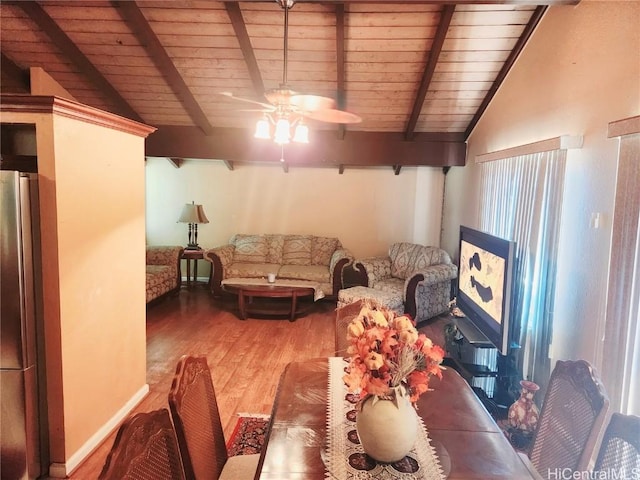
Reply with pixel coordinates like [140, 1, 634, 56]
[181, 276, 209, 284]
[48, 383, 149, 478]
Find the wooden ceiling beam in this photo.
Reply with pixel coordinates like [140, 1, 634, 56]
[465, 5, 548, 139]
[0, 53, 30, 92]
[218, 0, 578, 4]
[335, 3, 346, 141]
[405, 4, 454, 141]
[112, 1, 213, 135]
[225, 2, 265, 96]
[145, 126, 466, 168]
[17, 2, 142, 122]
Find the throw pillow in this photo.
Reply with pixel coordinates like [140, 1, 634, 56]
[311, 236, 338, 266]
[265, 234, 285, 264]
[389, 242, 419, 278]
[233, 234, 267, 263]
[390, 243, 440, 278]
[282, 235, 312, 266]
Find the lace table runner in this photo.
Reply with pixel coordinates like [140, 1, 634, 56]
[221, 277, 325, 301]
[325, 357, 445, 480]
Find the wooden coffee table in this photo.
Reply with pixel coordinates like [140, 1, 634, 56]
[222, 283, 316, 321]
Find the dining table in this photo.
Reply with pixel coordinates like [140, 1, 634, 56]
[254, 357, 539, 479]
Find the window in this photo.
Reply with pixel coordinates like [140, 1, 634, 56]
[602, 116, 640, 416]
[475, 137, 580, 395]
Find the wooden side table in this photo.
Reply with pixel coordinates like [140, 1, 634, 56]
[181, 249, 205, 288]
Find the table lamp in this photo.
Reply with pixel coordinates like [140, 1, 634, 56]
[177, 201, 209, 250]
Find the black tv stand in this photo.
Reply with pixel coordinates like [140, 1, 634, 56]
[451, 316, 494, 346]
[443, 316, 519, 418]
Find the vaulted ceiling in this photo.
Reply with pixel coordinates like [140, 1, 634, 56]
[1, 0, 578, 172]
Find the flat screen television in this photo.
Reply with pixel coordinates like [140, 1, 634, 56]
[456, 226, 516, 356]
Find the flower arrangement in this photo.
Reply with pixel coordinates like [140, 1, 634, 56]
[342, 302, 445, 404]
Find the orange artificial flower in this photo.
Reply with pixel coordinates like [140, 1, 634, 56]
[343, 302, 444, 405]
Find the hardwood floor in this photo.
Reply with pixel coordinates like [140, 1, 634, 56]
[65, 287, 449, 479]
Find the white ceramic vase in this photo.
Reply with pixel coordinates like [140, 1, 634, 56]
[355, 386, 418, 463]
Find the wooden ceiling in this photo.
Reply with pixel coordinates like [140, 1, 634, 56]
[0, 0, 578, 172]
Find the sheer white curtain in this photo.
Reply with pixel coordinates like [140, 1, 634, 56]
[479, 149, 567, 393]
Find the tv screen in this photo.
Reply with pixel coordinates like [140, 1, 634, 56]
[457, 226, 516, 355]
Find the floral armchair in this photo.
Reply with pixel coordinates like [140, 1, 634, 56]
[345, 243, 458, 323]
[146, 246, 184, 304]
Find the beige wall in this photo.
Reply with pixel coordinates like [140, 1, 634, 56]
[51, 115, 148, 466]
[30, 67, 77, 101]
[145, 159, 447, 279]
[1, 100, 150, 476]
[442, 1, 639, 380]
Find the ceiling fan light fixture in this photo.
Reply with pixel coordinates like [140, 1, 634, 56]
[292, 122, 309, 144]
[254, 117, 271, 139]
[274, 118, 291, 145]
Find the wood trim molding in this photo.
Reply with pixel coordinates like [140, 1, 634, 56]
[608, 116, 640, 138]
[168, 158, 184, 168]
[0, 94, 156, 138]
[475, 135, 583, 163]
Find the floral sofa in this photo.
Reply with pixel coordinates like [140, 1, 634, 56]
[340, 243, 458, 323]
[203, 234, 353, 298]
[146, 246, 184, 304]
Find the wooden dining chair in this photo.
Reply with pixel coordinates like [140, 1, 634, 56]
[168, 355, 259, 480]
[98, 408, 186, 480]
[527, 359, 610, 475]
[593, 412, 640, 474]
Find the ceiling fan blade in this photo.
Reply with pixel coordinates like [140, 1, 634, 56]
[289, 94, 336, 112]
[306, 108, 362, 124]
[218, 91, 274, 110]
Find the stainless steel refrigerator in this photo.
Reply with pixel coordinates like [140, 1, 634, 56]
[1, 170, 47, 479]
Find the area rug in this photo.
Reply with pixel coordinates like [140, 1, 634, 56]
[226, 414, 270, 456]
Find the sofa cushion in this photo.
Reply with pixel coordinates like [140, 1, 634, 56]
[311, 236, 338, 266]
[146, 265, 175, 303]
[389, 243, 442, 278]
[278, 264, 330, 283]
[233, 234, 267, 263]
[282, 235, 312, 266]
[337, 286, 404, 314]
[371, 277, 406, 298]
[146, 265, 172, 285]
[227, 262, 280, 279]
[265, 234, 285, 264]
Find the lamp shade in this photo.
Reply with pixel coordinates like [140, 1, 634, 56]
[177, 203, 209, 224]
[292, 122, 309, 143]
[254, 117, 271, 139]
[274, 118, 291, 145]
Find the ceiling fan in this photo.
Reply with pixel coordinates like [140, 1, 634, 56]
[221, 0, 362, 146]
